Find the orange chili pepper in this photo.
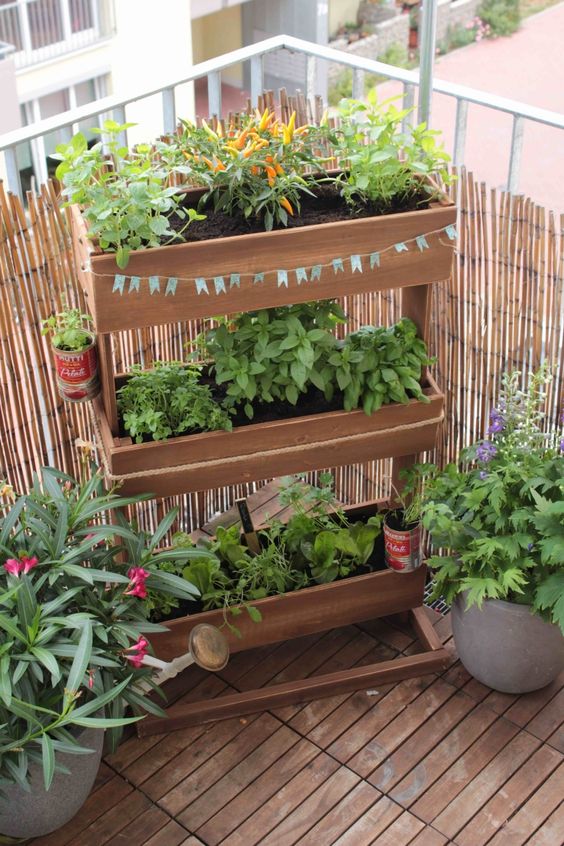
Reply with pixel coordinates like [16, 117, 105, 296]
[182, 151, 191, 160]
[275, 163, 284, 176]
[214, 160, 226, 172]
[201, 156, 215, 170]
[265, 154, 274, 163]
[233, 129, 249, 150]
[265, 166, 277, 180]
[280, 197, 293, 216]
[250, 165, 260, 175]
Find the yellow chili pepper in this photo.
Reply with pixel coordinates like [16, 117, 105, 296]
[201, 119, 219, 140]
[288, 111, 296, 134]
[258, 107, 271, 132]
[216, 121, 224, 138]
[295, 125, 309, 136]
[280, 197, 294, 216]
[242, 141, 257, 158]
[275, 163, 284, 176]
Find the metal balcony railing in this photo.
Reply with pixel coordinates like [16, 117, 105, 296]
[1, 33, 563, 198]
[0, 0, 112, 68]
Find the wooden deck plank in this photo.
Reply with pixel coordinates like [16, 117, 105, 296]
[497, 672, 563, 728]
[403, 828, 448, 846]
[157, 712, 282, 816]
[220, 752, 340, 846]
[109, 805, 174, 845]
[368, 687, 477, 792]
[521, 686, 564, 742]
[430, 730, 542, 840]
[330, 796, 404, 846]
[324, 675, 436, 762]
[388, 701, 499, 807]
[367, 809, 425, 845]
[141, 712, 262, 800]
[454, 745, 563, 846]
[487, 762, 564, 846]
[66, 787, 151, 846]
[295, 781, 381, 845]
[410, 717, 521, 823]
[195, 737, 319, 845]
[525, 803, 564, 846]
[258, 766, 361, 846]
[142, 820, 194, 846]
[29, 774, 133, 846]
[344, 677, 458, 778]
[177, 725, 301, 831]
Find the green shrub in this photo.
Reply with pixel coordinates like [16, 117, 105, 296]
[479, 0, 521, 35]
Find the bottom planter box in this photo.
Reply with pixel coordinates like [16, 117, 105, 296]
[139, 502, 450, 735]
[93, 374, 444, 496]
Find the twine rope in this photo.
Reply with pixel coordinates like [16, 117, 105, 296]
[90, 407, 444, 482]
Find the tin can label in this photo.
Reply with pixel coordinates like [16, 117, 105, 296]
[54, 346, 97, 384]
[384, 523, 421, 572]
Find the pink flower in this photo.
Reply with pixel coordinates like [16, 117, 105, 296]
[21, 556, 38, 574]
[87, 669, 95, 689]
[4, 558, 22, 576]
[3, 556, 39, 577]
[124, 637, 149, 669]
[124, 567, 149, 600]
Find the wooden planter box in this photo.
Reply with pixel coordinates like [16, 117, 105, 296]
[93, 374, 444, 496]
[139, 502, 450, 735]
[70, 193, 456, 334]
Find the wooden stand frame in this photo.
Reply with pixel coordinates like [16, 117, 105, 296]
[138, 606, 449, 736]
[69, 183, 456, 734]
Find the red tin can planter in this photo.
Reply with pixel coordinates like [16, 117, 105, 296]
[384, 512, 422, 572]
[52, 334, 100, 402]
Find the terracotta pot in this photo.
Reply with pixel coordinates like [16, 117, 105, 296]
[52, 332, 100, 402]
[451, 593, 564, 693]
[384, 511, 422, 572]
[0, 724, 103, 838]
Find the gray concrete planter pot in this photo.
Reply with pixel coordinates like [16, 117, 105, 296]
[451, 593, 564, 694]
[0, 725, 103, 839]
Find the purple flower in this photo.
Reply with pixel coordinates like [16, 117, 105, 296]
[479, 471, 488, 480]
[476, 441, 498, 463]
[527, 543, 534, 552]
[560, 438, 564, 453]
[487, 408, 505, 434]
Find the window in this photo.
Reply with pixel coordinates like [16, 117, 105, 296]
[16, 74, 107, 195]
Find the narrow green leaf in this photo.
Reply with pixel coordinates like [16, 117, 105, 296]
[41, 733, 55, 791]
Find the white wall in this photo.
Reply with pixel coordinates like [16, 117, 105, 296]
[111, 0, 195, 144]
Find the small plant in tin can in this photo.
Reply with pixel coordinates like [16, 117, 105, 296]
[42, 305, 100, 402]
[384, 465, 433, 572]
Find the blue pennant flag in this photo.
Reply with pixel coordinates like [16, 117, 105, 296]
[277, 269, 289, 288]
[394, 242, 408, 253]
[195, 277, 209, 295]
[165, 277, 178, 296]
[351, 254, 363, 273]
[445, 224, 458, 240]
[149, 275, 160, 295]
[370, 252, 380, 270]
[416, 235, 429, 251]
[128, 276, 141, 293]
[214, 276, 226, 295]
[310, 265, 322, 282]
[296, 267, 308, 285]
[253, 272, 265, 285]
[112, 274, 126, 294]
[332, 258, 344, 274]
[230, 273, 241, 288]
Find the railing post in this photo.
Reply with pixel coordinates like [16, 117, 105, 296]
[207, 71, 222, 119]
[250, 55, 263, 108]
[3, 147, 22, 199]
[402, 83, 415, 131]
[113, 105, 128, 147]
[352, 69, 365, 100]
[417, 0, 439, 126]
[453, 98, 468, 166]
[507, 114, 524, 194]
[306, 55, 317, 102]
[161, 87, 176, 135]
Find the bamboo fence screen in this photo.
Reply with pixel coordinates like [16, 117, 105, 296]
[1, 168, 563, 532]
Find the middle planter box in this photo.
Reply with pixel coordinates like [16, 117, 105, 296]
[93, 374, 444, 496]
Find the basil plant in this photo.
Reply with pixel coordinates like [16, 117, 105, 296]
[0, 465, 210, 792]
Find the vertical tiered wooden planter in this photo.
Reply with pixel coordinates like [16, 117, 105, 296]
[70, 191, 456, 731]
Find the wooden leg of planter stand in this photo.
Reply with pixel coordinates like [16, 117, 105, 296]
[137, 608, 450, 736]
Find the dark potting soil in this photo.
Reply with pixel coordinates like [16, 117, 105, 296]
[164, 182, 431, 244]
[385, 510, 419, 532]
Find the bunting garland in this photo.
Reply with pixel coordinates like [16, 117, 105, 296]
[101, 224, 457, 297]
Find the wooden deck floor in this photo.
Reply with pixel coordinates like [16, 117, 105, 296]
[29, 484, 564, 846]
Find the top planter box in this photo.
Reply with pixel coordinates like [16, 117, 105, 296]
[70, 195, 456, 334]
